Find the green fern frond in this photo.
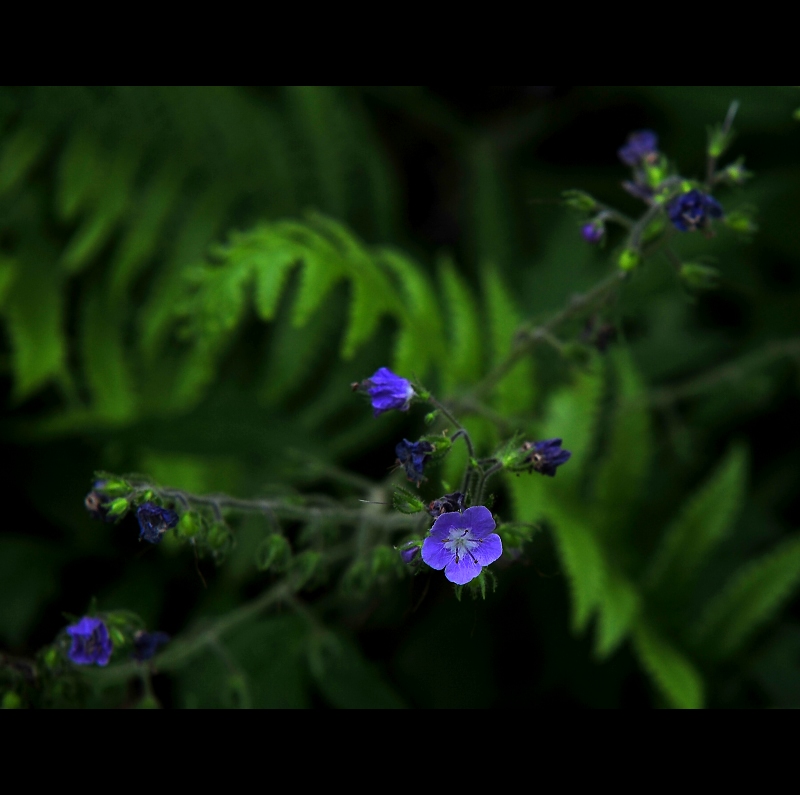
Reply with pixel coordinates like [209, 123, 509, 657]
[646, 445, 747, 594]
[632, 619, 705, 709]
[482, 264, 535, 418]
[595, 570, 640, 658]
[592, 350, 652, 544]
[437, 257, 483, 393]
[692, 535, 800, 660]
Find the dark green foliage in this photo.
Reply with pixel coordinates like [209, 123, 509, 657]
[3, 86, 800, 709]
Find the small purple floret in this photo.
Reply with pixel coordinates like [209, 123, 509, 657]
[581, 222, 604, 244]
[666, 189, 723, 232]
[524, 438, 572, 477]
[618, 130, 659, 166]
[421, 506, 503, 585]
[399, 544, 421, 565]
[395, 438, 434, 485]
[66, 617, 113, 666]
[136, 503, 178, 544]
[365, 367, 415, 417]
[132, 630, 170, 662]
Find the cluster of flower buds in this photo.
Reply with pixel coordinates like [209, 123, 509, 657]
[358, 367, 572, 586]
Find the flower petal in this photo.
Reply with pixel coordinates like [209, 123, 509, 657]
[445, 554, 483, 585]
[471, 533, 503, 566]
[462, 506, 496, 539]
[429, 511, 465, 540]
[421, 536, 454, 571]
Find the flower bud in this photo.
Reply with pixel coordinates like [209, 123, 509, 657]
[177, 512, 200, 539]
[562, 189, 598, 212]
[680, 263, 721, 290]
[618, 248, 640, 271]
[107, 498, 130, 519]
[256, 534, 291, 572]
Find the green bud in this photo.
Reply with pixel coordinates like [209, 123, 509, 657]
[392, 487, 425, 514]
[641, 216, 666, 243]
[618, 248, 640, 271]
[177, 512, 200, 539]
[424, 411, 439, 425]
[720, 157, 752, 186]
[2, 691, 22, 709]
[429, 435, 452, 458]
[43, 648, 60, 668]
[562, 189, 598, 212]
[109, 626, 126, 647]
[207, 522, 230, 550]
[707, 123, 735, 159]
[724, 210, 757, 235]
[101, 479, 130, 498]
[644, 160, 667, 188]
[255, 534, 291, 572]
[107, 498, 130, 518]
[680, 263, 721, 290]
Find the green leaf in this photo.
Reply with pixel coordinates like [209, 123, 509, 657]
[379, 248, 444, 379]
[632, 619, 704, 709]
[593, 350, 652, 542]
[647, 445, 747, 593]
[482, 264, 535, 417]
[0, 125, 47, 195]
[60, 144, 140, 274]
[693, 535, 800, 660]
[595, 570, 640, 658]
[81, 286, 137, 422]
[107, 165, 183, 300]
[438, 256, 482, 393]
[2, 255, 67, 400]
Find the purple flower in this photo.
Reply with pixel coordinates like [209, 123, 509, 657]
[136, 503, 178, 544]
[522, 438, 572, 476]
[581, 222, 604, 244]
[131, 630, 170, 662]
[365, 367, 415, 417]
[666, 189, 723, 232]
[618, 130, 659, 166]
[427, 491, 465, 517]
[66, 617, 113, 666]
[395, 438, 434, 485]
[422, 506, 503, 585]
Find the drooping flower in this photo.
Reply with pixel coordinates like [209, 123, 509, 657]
[395, 438, 434, 485]
[398, 542, 421, 565]
[66, 617, 113, 666]
[136, 503, 179, 544]
[131, 630, 170, 662]
[427, 491, 465, 517]
[618, 130, 659, 166]
[421, 506, 503, 585]
[666, 189, 723, 232]
[84, 481, 114, 523]
[581, 221, 604, 244]
[364, 367, 415, 417]
[522, 438, 572, 476]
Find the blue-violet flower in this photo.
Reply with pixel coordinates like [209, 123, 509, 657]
[421, 506, 503, 585]
[522, 438, 572, 476]
[131, 630, 170, 662]
[136, 502, 179, 544]
[581, 222, 604, 244]
[666, 189, 723, 232]
[66, 617, 113, 666]
[398, 543, 421, 565]
[427, 491, 465, 517]
[395, 438, 434, 485]
[365, 367, 415, 417]
[618, 130, 659, 166]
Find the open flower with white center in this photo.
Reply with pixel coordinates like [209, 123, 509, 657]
[421, 506, 502, 585]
